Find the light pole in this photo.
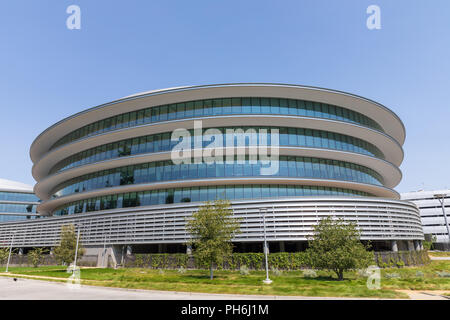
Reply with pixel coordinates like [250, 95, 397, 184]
[5, 231, 16, 273]
[260, 208, 272, 284]
[73, 225, 81, 272]
[102, 234, 107, 268]
[434, 194, 450, 246]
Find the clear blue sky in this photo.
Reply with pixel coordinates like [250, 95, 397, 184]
[1, 0, 449, 193]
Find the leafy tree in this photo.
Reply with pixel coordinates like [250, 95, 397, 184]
[28, 248, 48, 268]
[306, 217, 374, 280]
[423, 235, 437, 251]
[0, 248, 9, 265]
[186, 200, 241, 279]
[53, 224, 85, 266]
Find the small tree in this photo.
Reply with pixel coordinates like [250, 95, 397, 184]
[53, 224, 85, 266]
[28, 248, 48, 268]
[0, 248, 9, 265]
[306, 217, 374, 280]
[186, 200, 241, 280]
[423, 235, 437, 251]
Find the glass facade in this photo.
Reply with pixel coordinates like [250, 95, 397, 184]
[51, 97, 384, 150]
[50, 127, 384, 174]
[0, 191, 39, 203]
[0, 191, 40, 222]
[0, 215, 39, 223]
[53, 184, 373, 216]
[52, 156, 383, 198]
[0, 203, 37, 213]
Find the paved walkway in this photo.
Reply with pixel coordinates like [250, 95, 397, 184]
[0, 276, 383, 300]
[397, 290, 449, 300]
[430, 257, 450, 260]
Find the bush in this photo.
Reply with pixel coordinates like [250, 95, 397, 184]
[271, 267, 282, 277]
[396, 260, 405, 268]
[28, 248, 47, 268]
[385, 272, 401, 279]
[415, 271, 424, 278]
[436, 271, 450, 278]
[303, 269, 318, 278]
[357, 269, 370, 277]
[228, 253, 264, 270]
[422, 241, 433, 250]
[239, 265, 250, 276]
[268, 253, 291, 270]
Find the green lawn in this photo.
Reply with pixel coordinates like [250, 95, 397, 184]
[428, 251, 450, 257]
[1, 261, 449, 299]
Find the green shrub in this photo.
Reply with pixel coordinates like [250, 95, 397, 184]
[415, 271, 424, 278]
[271, 267, 282, 276]
[385, 272, 401, 279]
[396, 260, 405, 268]
[291, 252, 310, 269]
[268, 253, 291, 270]
[436, 271, 450, 278]
[357, 269, 370, 277]
[28, 248, 48, 268]
[239, 265, 250, 276]
[135, 254, 145, 267]
[388, 257, 396, 268]
[303, 269, 318, 278]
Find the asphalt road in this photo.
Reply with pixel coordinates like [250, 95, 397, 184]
[0, 276, 381, 300]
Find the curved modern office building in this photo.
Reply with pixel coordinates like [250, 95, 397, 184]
[0, 84, 423, 253]
[0, 178, 40, 223]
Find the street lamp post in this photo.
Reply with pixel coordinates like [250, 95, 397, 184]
[5, 231, 16, 273]
[73, 225, 81, 272]
[434, 194, 450, 246]
[260, 208, 272, 284]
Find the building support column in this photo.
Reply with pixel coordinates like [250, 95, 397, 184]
[414, 240, 421, 251]
[18, 248, 23, 255]
[279, 241, 285, 252]
[186, 245, 192, 255]
[407, 240, 414, 251]
[126, 245, 132, 256]
[391, 240, 398, 252]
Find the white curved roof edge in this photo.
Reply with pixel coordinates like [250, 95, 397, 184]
[121, 86, 190, 99]
[0, 178, 34, 193]
[30, 83, 406, 162]
[401, 189, 450, 199]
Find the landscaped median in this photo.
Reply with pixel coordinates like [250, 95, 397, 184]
[428, 251, 450, 258]
[1, 260, 449, 299]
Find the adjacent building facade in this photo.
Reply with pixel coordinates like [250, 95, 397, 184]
[0, 179, 40, 223]
[0, 179, 40, 247]
[0, 84, 424, 254]
[401, 190, 450, 250]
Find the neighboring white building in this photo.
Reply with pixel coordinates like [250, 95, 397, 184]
[0, 178, 40, 224]
[401, 190, 450, 249]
